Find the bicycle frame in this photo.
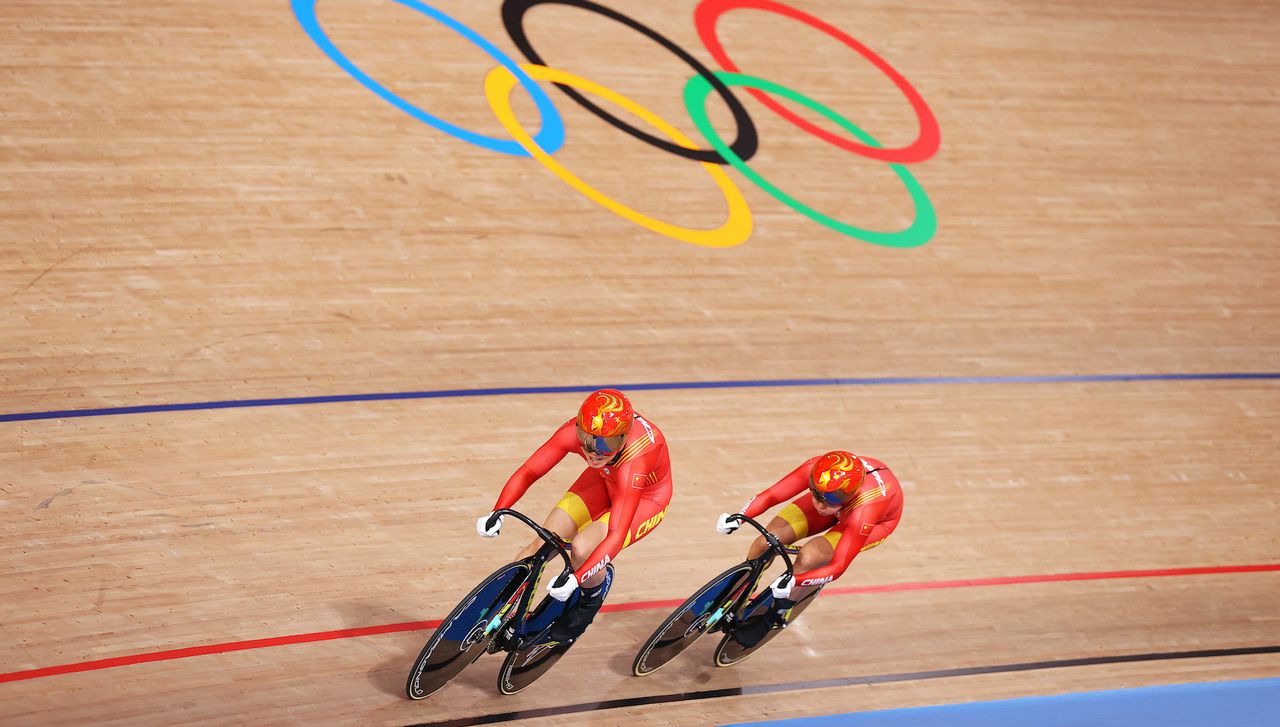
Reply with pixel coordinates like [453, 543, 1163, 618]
[708, 513, 797, 629]
[631, 513, 802, 677]
[405, 508, 574, 700]
[483, 509, 575, 647]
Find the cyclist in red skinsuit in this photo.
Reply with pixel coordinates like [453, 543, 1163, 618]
[478, 389, 672, 641]
[717, 451, 903, 646]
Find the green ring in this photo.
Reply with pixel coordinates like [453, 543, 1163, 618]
[683, 72, 937, 248]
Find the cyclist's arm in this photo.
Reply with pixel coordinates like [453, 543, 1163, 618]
[492, 420, 577, 511]
[793, 499, 889, 587]
[574, 467, 645, 582]
[739, 457, 818, 519]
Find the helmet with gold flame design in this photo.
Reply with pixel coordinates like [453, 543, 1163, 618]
[575, 389, 634, 464]
[809, 451, 865, 508]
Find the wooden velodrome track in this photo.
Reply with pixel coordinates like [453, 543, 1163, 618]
[2, 0, 1278, 724]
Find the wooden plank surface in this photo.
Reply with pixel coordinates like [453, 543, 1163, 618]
[1, 0, 1277, 724]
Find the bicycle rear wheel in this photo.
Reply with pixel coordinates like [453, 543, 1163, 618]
[405, 561, 531, 700]
[497, 590, 577, 695]
[713, 585, 824, 667]
[632, 562, 756, 676]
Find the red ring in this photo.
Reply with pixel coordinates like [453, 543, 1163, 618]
[694, 0, 940, 164]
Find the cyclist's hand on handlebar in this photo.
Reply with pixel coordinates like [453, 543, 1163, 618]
[476, 512, 504, 538]
[715, 513, 741, 535]
[770, 573, 795, 599]
[548, 571, 578, 602]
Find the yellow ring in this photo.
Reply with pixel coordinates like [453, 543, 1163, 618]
[483, 64, 753, 248]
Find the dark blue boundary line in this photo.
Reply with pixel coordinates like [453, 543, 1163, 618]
[4, 372, 1278, 424]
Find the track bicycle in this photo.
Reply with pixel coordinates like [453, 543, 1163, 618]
[631, 513, 824, 675]
[405, 508, 607, 698]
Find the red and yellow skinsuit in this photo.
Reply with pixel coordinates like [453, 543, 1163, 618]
[740, 455, 903, 588]
[492, 414, 672, 582]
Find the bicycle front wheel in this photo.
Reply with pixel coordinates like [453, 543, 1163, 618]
[405, 561, 531, 700]
[632, 562, 756, 677]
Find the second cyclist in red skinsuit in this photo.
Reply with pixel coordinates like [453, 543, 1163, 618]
[716, 451, 904, 646]
[477, 388, 672, 642]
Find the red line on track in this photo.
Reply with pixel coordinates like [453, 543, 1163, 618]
[822, 563, 1280, 596]
[0, 619, 443, 685]
[2, 563, 1275, 685]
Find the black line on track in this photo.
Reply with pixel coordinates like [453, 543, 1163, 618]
[405, 644, 1280, 726]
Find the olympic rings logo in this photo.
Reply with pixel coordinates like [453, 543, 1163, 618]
[292, 0, 940, 248]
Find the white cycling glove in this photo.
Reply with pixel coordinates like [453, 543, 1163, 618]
[476, 512, 504, 538]
[547, 572, 579, 602]
[715, 513, 741, 535]
[770, 573, 795, 600]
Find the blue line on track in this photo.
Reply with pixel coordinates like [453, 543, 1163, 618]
[723, 677, 1280, 727]
[401, 648, 1280, 727]
[3, 372, 1278, 423]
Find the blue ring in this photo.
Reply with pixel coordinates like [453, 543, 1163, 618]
[292, 0, 565, 156]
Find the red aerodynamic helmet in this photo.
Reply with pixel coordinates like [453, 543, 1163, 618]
[577, 388, 634, 438]
[809, 451, 865, 508]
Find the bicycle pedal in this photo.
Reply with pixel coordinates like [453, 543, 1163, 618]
[487, 625, 517, 654]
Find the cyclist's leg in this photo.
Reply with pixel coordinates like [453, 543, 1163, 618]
[731, 498, 836, 647]
[747, 493, 837, 560]
[514, 468, 607, 560]
[789, 511, 901, 600]
[746, 516, 798, 560]
[514, 508, 579, 561]
[553, 483, 672, 641]
[569, 520, 609, 587]
[573, 485, 671, 587]
[546, 505, 613, 642]
[788, 536, 836, 603]
[741, 497, 834, 629]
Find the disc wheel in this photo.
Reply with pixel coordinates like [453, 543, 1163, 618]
[405, 562, 530, 700]
[632, 562, 756, 676]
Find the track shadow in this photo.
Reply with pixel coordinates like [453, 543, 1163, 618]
[331, 599, 437, 698]
[331, 599, 511, 700]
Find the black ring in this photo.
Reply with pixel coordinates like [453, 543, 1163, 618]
[501, 0, 759, 164]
